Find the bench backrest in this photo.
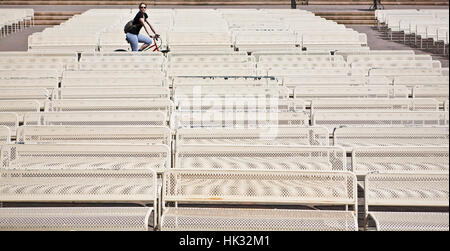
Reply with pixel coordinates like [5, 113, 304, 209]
[0, 78, 58, 89]
[313, 111, 449, 131]
[311, 98, 439, 115]
[0, 126, 10, 145]
[163, 169, 357, 209]
[172, 77, 279, 88]
[0, 113, 18, 135]
[294, 87, 408, 100]
[176, 99, 304, 112]
[44, 99, 173, 117]
[16, 126, 172, 146]
[353, 146, 449, 175]
[175, 111, 309, 128]
[24, 111, 166, 127]
[51, 87, 170, 100]
[365, 173, 449, 207]
[176, 127, 329, 147]
[0, 100, 40, 119]
[174, 86, 290, 100]
[0, 70, 58, 80]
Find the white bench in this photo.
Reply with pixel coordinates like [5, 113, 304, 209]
[393, 76, 449, 88]
[294, 87, 408, 102]
[175, 145, 346, 171]
[16, 126, 171, 146]
[353, 146, 449, 176]
[258, 61, 348, 70]
[0, 100, 40, 122]
[352, 60, 441, 70]
[0, 70, 58, 80]
[364, 173, 448, 231]
[172, 77, 279, 88]
[0, 78, 58, 89]
[0, 207, 154, 231]
[368, 68, 444, 79]
[61, 76, 165, 88]
[283, 76, 388, 90]
[44, 99, 173, 117]
[413, 86, 449, 102]
[177, 99, 304, 113]
[174, 86, 290, 100]
[0, 113, 18, 136]
[51, 87, 170, 100]
[168, 66, 257, 77]
[168, 54, 254, 64]
[66, 62, 163, 71]
[176, 127, 329, 148]
[0, 169, 157, 229]
[310, 99, 440, 118]
[334, 127, 449, 151]
[161, 169, 358, 231]
[0, 126, 10, 145]
[0, 55, 78, 65]
[346, 54, 432, 64]
[0, 143, 170, 172]
[313, 111, 449, 132]
[23, 111, 167, 127]
[175, 111, 309, 128]
[0, 88, 50, 108]
[268, 68, 353, 77]
[80, 53, 166, 64]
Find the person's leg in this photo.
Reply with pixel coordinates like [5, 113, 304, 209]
[126, 33, 139, 51]
[137, 34, 153, 51]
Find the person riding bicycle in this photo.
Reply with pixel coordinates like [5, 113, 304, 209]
[126, 2, 160, 52]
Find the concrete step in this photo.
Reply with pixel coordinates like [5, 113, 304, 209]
[33, 16, 72, 21]
[335, 20, 377, 25]
[33, 20, 67, 25]
[321, 16, 376, 20]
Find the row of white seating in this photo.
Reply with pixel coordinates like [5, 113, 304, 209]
[0, 9, 33, 38]
[0, 141, 447, 230]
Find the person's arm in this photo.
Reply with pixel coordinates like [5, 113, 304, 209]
[139, 17, 154, 38]
[139, 18, 159, 39]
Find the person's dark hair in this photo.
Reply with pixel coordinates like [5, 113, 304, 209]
[139, 2, 146, 8]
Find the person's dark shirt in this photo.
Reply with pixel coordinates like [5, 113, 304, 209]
[129, 12, 148, 35]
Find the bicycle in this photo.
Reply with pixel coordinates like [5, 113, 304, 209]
[115, 35, 169, 53]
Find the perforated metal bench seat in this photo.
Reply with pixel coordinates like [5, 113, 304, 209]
[0, 144, 170, 172]
[368, 211, 449, 231]
[364, 173, 449, 231]
[176, 127, 329, 147]
[175, 145, 346, 171]
[352, 146, 449, 175]
[0, 169, 157, 203]
[334, 127, 449, 151]
[0, 207, 154, 231]
[161, 207, 357, 231]
[176, 99, 304, 113]
[172, 77, 279, 88]
[175, 111, 309, 128]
